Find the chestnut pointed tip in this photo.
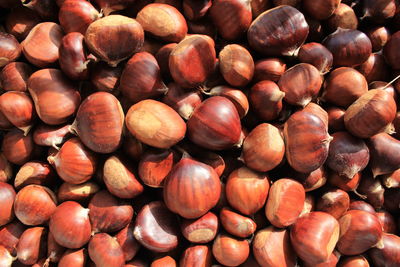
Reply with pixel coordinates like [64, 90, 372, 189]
[18, 125, 32, 136]
[375, 238, 385, 249]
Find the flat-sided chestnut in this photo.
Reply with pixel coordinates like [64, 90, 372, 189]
[59, 0, 100, 34]
[164, 157, 221, 219]
[33, 124, 71, 149]
[126, 99, 186, 149]
[265, 178, 305, 228]
[367, 133, 400, 177]
[85, 15, 144, 66]
[115, 224, 140, 262]
[180, 245, 212, 267]
[0, 182, 15, 226]
[253, 226, 296, 267]
[16, 227, 47, 265]
[253, 58, 286, 82]
[0, 32, 21, 67]
[0, 62, 33, 92]
[344, 89, 396, 138]
[133, 201, 179, 252]
[181, 211, 218, 243]
[212, 233, 250, 266]
[72, 92, 124, 153]
[88, 233, 125, 267]
[57, 181, 100, 203]
[226, 167, 270, 215]
[220, 207, 256, 238]
[248, 6, 309, 56]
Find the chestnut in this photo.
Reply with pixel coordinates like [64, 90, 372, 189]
[0, 153, 12, 183]
[326, 3, 358, 32]
[48, 138, 97, 184]
[284, 108, 331, 173]
[115, 224, 140, 262]
[187, 96, 241, 150]
[363, 0, 396, 23]
[210, 0, 252, 41]
[0, 245, 13, 267]
[323, 29, 372, 67]
[5, 7, 41, 41]
[28, 69, 81, 125]
[367, 26, 391, 52]
[328, 171, 361, 192]
[338, 255, 370, 267]
[337, 210, 383, 255]
[212, 233, 250, 266]
[0, 182, 15, 226]
[85, 15, 144, 66]
[344, 89, 396, 139]
[302, 0, 341, 20]
[59, 0, 101, 34]
[47, 231, 66, 263]
[253, 58, 286, 83]
[278, 63, 322, 107]
[119, 52, 167, 103]
[89, 190, 133, 233]
[357, 172, 384, 209]
[133, 201, 179, 252]
[356, 53, 389, 83]
[248, 5, 309, 56]
[155, 43, 177, 81]
[367, 133, 400, 177]
[33, 124, 71, 149]
[180, 245, 212, 267]
[183, 0, 211, 20]
[382, 169, 400, 189]
[126, 99, 186, 149]
[298, 42, 333, 74]
[169, 34, 216, 88]
[376, 211, 397, 234]
[226, 167, 269, 216]
[2, 129, 34, 165]
[57, 181, 100, 203]
[90, 62, 122, 92]
[14, 185, 57, 226]
[293, 166, 328, 192]
[181, 211, 219, 243]
[369, 233, 400, 267]
[349, 200, 376, 214]
[265, 178, 305, 228]
[300, 194, 315, 217]
[250, 81, 284, 121]
[88, 233, 125, 267]
[58, 249, 87, 267]
[290, 211, 339, 265]
[0, 62, 33, 92]
[164, 157, 221, 219]
[0, 221, 25, 255]
[21, 22, 64, 68]
[72, 92, 124, 153]
[253, 226, 296, 267]
[0, 32, 21, 67]
[151, 256, 176, 267]
[220, 207, 256, 238]
[205, 86, 249, 118]
[316, 189, 350, 219]
[383, 31, 400, 70]
[136, 3, 187, 43]
[49, 201, 92, 249]
[16, 227, 47, 265]
[322, 67, 368, 107]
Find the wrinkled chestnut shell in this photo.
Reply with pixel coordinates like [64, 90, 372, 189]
[248, 5, 309, 56]
[164, 158, 221, 219]
[298, 42, 333, 74]
[323, 29, 372, 67]
[72, 92, 124, 153]
[59, 32, 89, 81]
[302, 0, 341, 20]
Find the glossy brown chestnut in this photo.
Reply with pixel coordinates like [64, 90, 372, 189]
[344, 89, 396, 138]
[14, 185, 57, 226]
[28, 69, 81, 125]
[21, 22, 64, 68]
[383, 31, 400, 70]
[253, 58, 286, 83]
[278, 63, 322, 107]
[48, 138, 97, 184]
[49, 201, 92, 249]
[206, 86, 249, 119]
[253, 226, 296, 267]
[0, 91, 35, 135]
[326, 106, 345, 132]
[326, 3, 358, 32]
[265, 178, 305, 228]
[133, 201, 179, 252]
[0, 221, 25, 254]
[209, 0, 252, 41]
[366, 26, 390, 52]
[382, 169, 400, 189]
[225, 167, 270, 215]
[187, 96, 241, 150]
[337, 210, 383, 255]
[59, 32, 90, 80]
[2, 129, 34, 165]
[57, 181, 100, 203]
[322, 67, 368, 107]
[181, 211, 218, 243]
[368, 133, 400, 177]
[187, 17, 216, 37]
[169, 34, 216, 88]
[85, 15, 144, 67]
[0, 32, 21, 67]
[376, 211, 397, 234]
[338, 255, 370, 267]
[250, 81, 284, 121]
[290, 211, 340, 264]
[349, 200, 375, 214]
[302, 0, 340, 20]
[155, 43, 177, 80]
[137, 3, 187, 42]
[363, 0, 396, 23]
[58, 249, 87, 267]
[357, 172, 384, 209]
[90, 62, 122, 92]
[298, 43, 333, 74]
[89, 190, 133, 234]
[0, 110, 13, 131]
[164, 157, 221, 218]
[115, 224, 140, 261]
[293, 166, 328, 192]
[0, 182, 15, 226]
[284, 108, 331, 173]
[248, 6, 309, 56]
[33, 124, 71, 149]
[183, 0, 211, 20]
[0, 62, 33, 92]
[300, 194, 315, 217]
[212, 233, 250, 266]
[180, 245, 213, 267]
[369, 233, 400, 267]
[88, 233, 125, 267]
[5, 7, 41, 41]
[59, 0, 101, 34]
[323, 29, 372, 67]
[328, 171, 361, 192]
[220, 207, 256, 238]
[369, 81, 397, 102]
[16, 227, 47, 265]
[126, 99, 186, 149]
[119, 52, 167, 103]
[316, 189, 350, 219]
[360, 53, 390, 82]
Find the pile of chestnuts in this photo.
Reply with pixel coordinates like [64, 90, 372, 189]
[0, 0, 400, 266]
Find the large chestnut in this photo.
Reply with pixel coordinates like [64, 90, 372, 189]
[164, 157, 221, 219]
[212, 233, 250, 266]
[59, 0, 101, 34]
[0, 182, 15, 226]
[72, 92, 124, 153]
[0, 32, 21, 67]
[187, 96, 241, 150]
[28, 69, 81, 125]
[344, 89, 396, 138]
[126, 99, 186, 149]
[85, 15, 144, 66]
[248, 5, 309, 56]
